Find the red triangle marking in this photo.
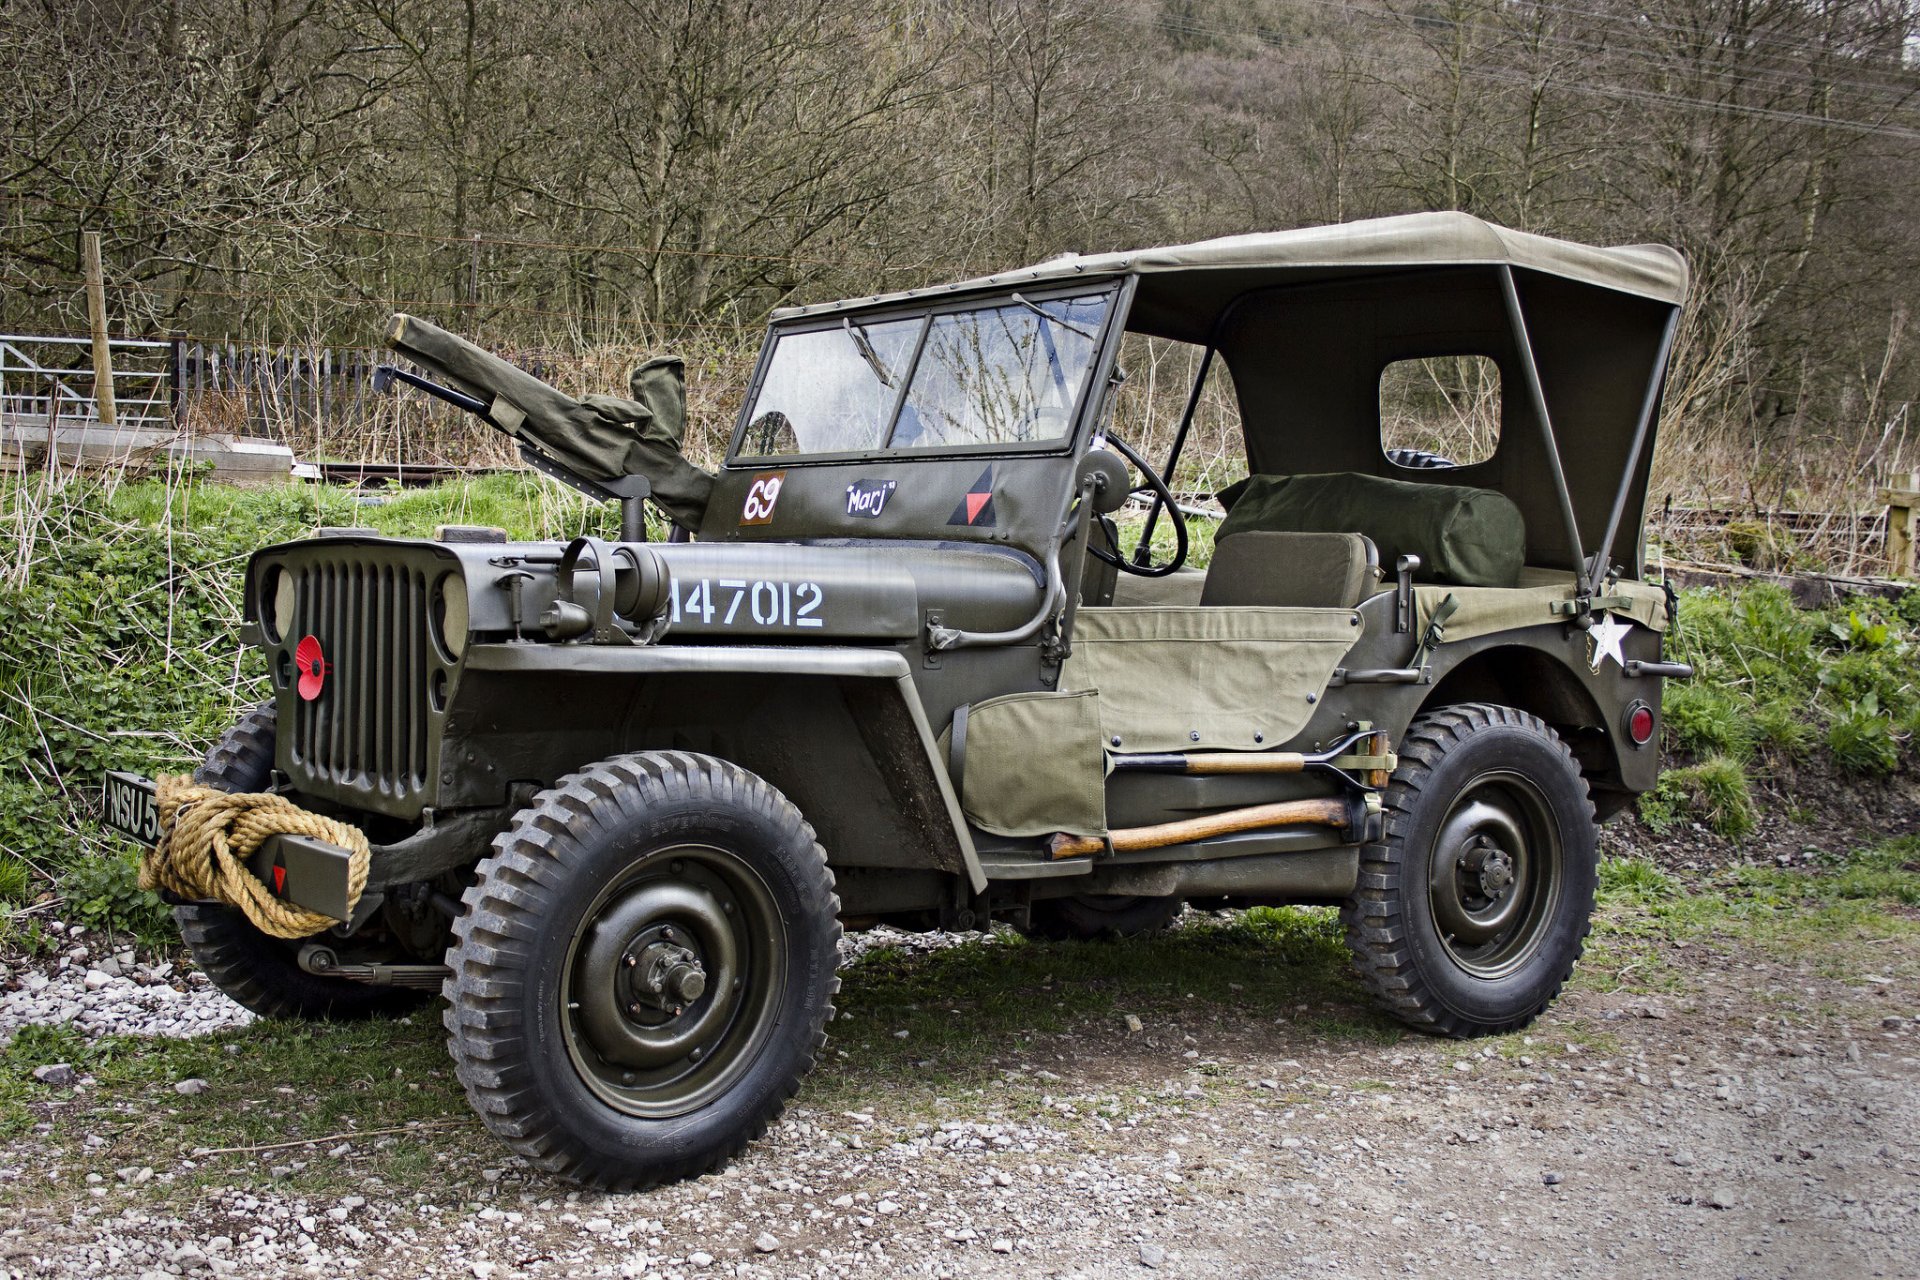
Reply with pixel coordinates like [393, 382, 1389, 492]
[272, 866, 287, 895]
[965, 492, 990, 523]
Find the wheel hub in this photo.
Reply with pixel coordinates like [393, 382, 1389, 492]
[1469, 843, 1516, 897]
[625, 939, 709, 1013]
[575, 881, 740, 1071]
[1428, 799, 1530, 946]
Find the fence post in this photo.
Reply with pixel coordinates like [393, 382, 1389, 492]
[1882, 471, 1919, 580]
[82, 231, 117, 427]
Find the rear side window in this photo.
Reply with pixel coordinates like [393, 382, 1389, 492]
[1380, 355, 1501, 468]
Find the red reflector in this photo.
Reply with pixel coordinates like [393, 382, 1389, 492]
[1627, 704, 1656, 745]
[272, 865, 287, 896]
[295, 634, 329, 702]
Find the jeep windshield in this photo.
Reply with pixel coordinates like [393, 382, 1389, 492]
[734, 289, 1115, 459]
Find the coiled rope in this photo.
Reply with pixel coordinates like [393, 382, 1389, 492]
[139, 776, 370, 939]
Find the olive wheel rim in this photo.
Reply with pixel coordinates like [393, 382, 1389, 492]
[559, 843, 785, 1119]
[1425, 769, 1564, 980]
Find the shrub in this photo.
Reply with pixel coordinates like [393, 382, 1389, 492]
[59, 850, 172, 942]
[1826, 696, 1901, 777]
[1639, 757, 1758, 841]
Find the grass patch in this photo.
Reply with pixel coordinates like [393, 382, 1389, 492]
[813, 906, 1391, 1112]
[1662, 584, 1918, 773]
[1637, 756, 1757, 840]
[0, 470, 632, 939]
[0, 1013, 475, 1208]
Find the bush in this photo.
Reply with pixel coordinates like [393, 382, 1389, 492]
[1639, 757, 1758, 841]
[59, 851, 172, 942]
[1664, 585, 1914, 776]
[0, 471, 623, 928]
[1826, 696, 1901, 777]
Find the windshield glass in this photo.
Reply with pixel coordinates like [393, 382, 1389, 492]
[736, 290, 1113, 458]
[737, 317, 920, 455]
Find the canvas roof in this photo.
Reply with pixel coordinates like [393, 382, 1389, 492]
[771, 212, 1689, 328]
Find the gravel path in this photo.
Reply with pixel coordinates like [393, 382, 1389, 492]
[3, 918, 1917, 1279]
[0, 925, 253, 1046]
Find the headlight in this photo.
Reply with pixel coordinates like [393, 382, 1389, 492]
[432, 574, 468, 660]
[264, 566, 297, 643]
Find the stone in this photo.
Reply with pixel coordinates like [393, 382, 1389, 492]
[1139, 1243, 1166, 1268]
[174, 1078, 211, 1096]
[687, 1252, 714, 1268]
[1124, 1014, 1143, 1033]
[1542, 1171, 1564, 1186]
[83, 969, 113, 991]
[32, 1063, 76, 1087]
[1706, 1187, 1735, 1210]
[991, 1239, 1014, 1254]
[753, 1232, 780, 1253]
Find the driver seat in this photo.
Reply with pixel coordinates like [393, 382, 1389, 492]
[1200, 531, 1379, 609]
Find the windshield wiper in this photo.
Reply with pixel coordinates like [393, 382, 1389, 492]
[843, 317, 895, 388]
[1011, 292, 1097, 341]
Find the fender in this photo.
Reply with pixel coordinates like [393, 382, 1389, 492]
[460, 643, 986, 892]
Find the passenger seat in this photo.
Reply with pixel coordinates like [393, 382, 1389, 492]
[1199, 531, 1380, 609]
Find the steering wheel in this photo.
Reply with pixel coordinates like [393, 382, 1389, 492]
[1087, 434, 1188, 577]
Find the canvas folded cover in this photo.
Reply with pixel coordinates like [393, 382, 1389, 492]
[1412, 568, 1670, 644]
[959, 689, 1107, 838]
[1063, 606, 1359, 753]
[1217, 472, 1525, 588]
[386, 313, 714, 529]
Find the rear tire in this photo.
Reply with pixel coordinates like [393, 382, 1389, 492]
[443, 751, 840, 1190]
[1028, 894, 1183, 941]
[173, 703, 427, 1021]
[1342, 703, 1597, 1037]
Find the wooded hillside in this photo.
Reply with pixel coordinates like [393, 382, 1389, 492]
[5, 0, 1917, 498]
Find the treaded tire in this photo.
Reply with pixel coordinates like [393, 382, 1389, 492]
[172, 703, 427, 1021]
[1342, 703, 1597, 1037]
[443, 751, 841, 1190]
[1028, 894, 1183, 941]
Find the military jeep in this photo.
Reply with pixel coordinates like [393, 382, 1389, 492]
[110, 212, 1691, 1189]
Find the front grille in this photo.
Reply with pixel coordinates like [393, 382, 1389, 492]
[287, 557, 434, 802]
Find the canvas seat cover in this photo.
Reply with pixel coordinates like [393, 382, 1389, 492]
[1201, 531, 1377, 609]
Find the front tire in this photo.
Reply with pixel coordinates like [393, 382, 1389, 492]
[173, 703, 426, 1021]
[1342, 703, 1597, 1037]
[443, 751, 840, 1190]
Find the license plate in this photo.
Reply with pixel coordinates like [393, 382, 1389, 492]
[102, 771, 160, 845]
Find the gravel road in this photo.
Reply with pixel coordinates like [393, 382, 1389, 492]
[4, 906, 1917, 1280]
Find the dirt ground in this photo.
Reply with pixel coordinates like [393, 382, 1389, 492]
[3, 786, 1918, 1280]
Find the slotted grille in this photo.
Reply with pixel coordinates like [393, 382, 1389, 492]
[286, 556, 433, 801]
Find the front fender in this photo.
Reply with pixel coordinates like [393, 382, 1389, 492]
[448, 643, 986, 892]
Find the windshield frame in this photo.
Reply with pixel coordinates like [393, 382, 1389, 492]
[726, 277, 1129, 468]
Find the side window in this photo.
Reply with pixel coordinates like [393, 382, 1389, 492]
[1379, 355, 1501, 469]
[1108, 334, 1245, 501]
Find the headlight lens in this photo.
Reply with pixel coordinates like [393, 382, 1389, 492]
[432, 575, 468, 660]
[266, 567, 297, 643]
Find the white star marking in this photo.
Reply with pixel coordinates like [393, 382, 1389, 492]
[1588, 611, 1631, 671]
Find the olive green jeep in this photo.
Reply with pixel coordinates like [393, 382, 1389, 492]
[107, 212, 1692, 1189]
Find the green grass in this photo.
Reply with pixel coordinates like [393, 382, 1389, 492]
[5, 844, 1915, 1206]
[1637, 756, 1757, 840]
[1590, 837, 1920, 991]
[1661, 584, 1917, 769]
[0, 470, 637, 934]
